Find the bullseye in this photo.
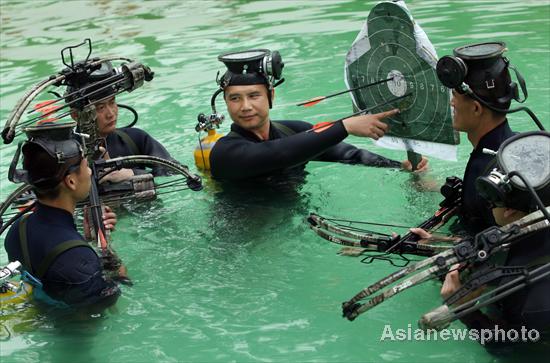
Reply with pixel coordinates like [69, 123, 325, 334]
[387, 70, 406, 97]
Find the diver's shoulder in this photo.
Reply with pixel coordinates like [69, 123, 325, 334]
[116, 127, 149, 138]
[273, 120, 312, 132]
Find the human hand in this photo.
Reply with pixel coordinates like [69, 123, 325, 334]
[441, 264, 462, 300]
[83, 205, 117, 239]
[409, 227, 432, 239]
[342, 109, 399, 139]
[100, 168, 135, 184]
[102, 205, 117, 231]
[401, 156, 429, 173]
[96, 146, 135, 183]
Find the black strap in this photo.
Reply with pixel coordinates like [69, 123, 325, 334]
[115, 129, 140, 155]
[36, 240, 94, 280]
[18, 214, 33, 274]
[17, 214, 94, 280]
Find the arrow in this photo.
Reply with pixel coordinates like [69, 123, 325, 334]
[297, 77, 394, 107]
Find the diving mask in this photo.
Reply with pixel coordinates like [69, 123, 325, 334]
[476, 131, 550, 213]
[9, 122, 85, 190]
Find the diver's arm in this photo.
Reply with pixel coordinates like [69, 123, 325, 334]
[316, 142, 402, 167]
[277, 120, 402, 168]
[210, 120, 349, 180]
[120, 128, 177, 176]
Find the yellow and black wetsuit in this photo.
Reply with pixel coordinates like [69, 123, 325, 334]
[210, 120, 401, 181]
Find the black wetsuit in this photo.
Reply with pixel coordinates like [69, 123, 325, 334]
[105, 127, 175, 176]
[210, 120, 401, 181]
[4, 203, 120, 308]
[459, 120, 514, 235]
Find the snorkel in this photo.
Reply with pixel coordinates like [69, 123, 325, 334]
[436, 41, 545, 131]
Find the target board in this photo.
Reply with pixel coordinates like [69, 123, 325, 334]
[345, 1, 459, 160]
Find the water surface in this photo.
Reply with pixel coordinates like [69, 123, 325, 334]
[1, 1, 549, 362]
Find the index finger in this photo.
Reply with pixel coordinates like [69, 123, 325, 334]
[375, 108, 400, 119]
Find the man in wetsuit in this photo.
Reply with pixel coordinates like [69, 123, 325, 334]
[435, 42, 524, 235]
[209, 49, 428, 181]
[4, 124, 121, 309]
[67, 61, 174, 182]
[440, 131, 550, 346]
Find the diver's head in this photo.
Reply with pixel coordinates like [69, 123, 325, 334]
[65, 60, 118, 109]
[476, 131, 550, 225]
[437, 42, 522, 131]
[217, 49, 284, 110]
[66, 61, 119, 136]
[223, 83, 272, 132]
[20, 123, 90, 201]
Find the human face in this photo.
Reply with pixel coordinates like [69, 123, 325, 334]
[71, 157, 92, 201]
[95, 96, 118, 137]
[450, 89, 476, 132]
[491, 207, 527, 226]
[224, 84, 271, 132]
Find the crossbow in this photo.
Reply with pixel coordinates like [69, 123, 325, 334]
[0, 39, 203, 237]
[307, 176, 463, 265]
[341, 206, 550, 323]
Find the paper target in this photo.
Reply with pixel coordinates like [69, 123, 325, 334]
[345, 1, 459, 146]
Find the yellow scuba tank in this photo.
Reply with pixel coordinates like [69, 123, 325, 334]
[194, 112, 225, 171]
[0, 281, 33, 306]
[194, 129, 224, 171]
[0, 261, 33, 307]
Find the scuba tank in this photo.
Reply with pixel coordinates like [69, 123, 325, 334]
[0, 261, 33, 306]
[194, 112, 224, 171]
[194, 128, 223, 170]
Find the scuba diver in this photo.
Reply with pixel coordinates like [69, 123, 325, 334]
[3, 123, 122, 309]
[435, 41, 545, 236]
[207, 49, 429, 181]
[440, 131, 550, 346]
[66, 61, 175, 182]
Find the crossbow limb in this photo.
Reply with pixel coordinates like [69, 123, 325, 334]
[341, 207, 550, 321]
[308, 176, 462, 260]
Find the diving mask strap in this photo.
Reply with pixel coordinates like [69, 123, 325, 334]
[273, 78, 285, 88]
[508, 63, 528, 103]
[8, 141, 28, 184]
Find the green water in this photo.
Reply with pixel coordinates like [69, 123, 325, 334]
[1, 0, 549, 362]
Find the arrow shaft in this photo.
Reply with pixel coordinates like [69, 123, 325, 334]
[297, 77, 394, 106]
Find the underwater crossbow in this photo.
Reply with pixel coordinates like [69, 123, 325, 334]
[307, 176, 463, 266]
[340, 206, 550, 326]
[0, 39, 203, 240]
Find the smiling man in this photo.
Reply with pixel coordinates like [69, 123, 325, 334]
[209, 49, 426, 182]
